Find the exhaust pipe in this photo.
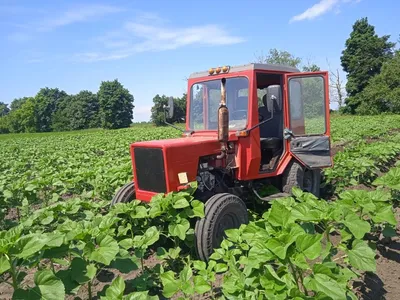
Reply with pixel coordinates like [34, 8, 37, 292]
[217, 78, 228, 159]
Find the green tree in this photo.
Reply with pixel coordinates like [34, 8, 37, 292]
[34, 88, 69, 132]
[255, 48, 302, 68]
[355, 51, 400, 114]
[340, 17, 395, 113]
[98, 79, 134, 129]
[52, 91, 100, 131]
[7, 97, 36, 133]
[10, 97, 29, 111]
[150, 93, 186, 126]
[302, 63, 320, 72]
[0, 102, 10, 117]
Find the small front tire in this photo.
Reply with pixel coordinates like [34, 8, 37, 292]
[282, 160, 321, 197]
[111, 181, 135, 206]
[194, 193, 248, 261]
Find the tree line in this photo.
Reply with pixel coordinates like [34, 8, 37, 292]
[0, 79, 134, 134]
[1, 17, 399, 134]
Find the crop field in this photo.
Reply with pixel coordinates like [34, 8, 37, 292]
[0, 115, 400, 300]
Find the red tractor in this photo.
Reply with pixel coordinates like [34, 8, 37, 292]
[112, 63, 332, 261]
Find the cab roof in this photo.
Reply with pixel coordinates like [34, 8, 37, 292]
[189, 63, 300, 79]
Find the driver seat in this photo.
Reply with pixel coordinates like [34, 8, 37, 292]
[259, 85, 283, 150]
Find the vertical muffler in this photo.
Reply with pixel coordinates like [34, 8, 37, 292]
[217, 78, 228, 159]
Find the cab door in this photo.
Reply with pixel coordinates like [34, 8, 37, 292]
[283, 72, 332, 169]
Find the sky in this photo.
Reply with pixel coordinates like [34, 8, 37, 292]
[1, 0, 399, 121]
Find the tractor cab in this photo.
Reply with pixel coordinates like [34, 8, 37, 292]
[186, 64, 331, 177]
[112, 63, 332, 261]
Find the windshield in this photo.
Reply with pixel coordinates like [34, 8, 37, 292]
[189, 77, 249, 131]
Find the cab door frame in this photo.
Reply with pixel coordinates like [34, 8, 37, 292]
[283, 71, 332, 169]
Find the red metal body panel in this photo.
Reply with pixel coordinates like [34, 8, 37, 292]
[130, 137, 221, 201]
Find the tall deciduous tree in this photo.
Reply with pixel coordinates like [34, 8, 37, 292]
[355, 51, 400, 114]
[7, 97, 36, 133]
[340, 17, 395, 113]
[35, 87, 68, 132]
[255, 48, 302, 68]
[10, 97, 29, 111]
[98, 79, 134, 129]
[0, 102, 9, 117]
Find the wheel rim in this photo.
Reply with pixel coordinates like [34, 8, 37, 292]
[303, 169, 314, 192]
[215, 212, 237, 245]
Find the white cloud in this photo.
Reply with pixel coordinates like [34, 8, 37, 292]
[7, 4, 124, 44]
[38, 4, 123, 31]
[289, 0, 360, 23]
[75, 14, 244, 62]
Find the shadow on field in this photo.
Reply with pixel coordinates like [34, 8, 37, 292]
[354, 272, 387, 300]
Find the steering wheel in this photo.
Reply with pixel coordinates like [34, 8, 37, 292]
[231, 110, 247, 120]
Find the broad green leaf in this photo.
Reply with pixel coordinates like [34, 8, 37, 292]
[372, 205, 397, 225]
[382, 224, 397, 238]
[119, 238, 133, 250]
[192, 260, 206, 271]
[292, 253, 309, 270]
[110, 257, 139, 274]
[266, 234, 294, 260]
[193, 276, 211, 294]
[89, 235, 119, 265]
[304, 273, 346, 300]
[214, 263, 228, 273]
[34, 269, 65, 300]
[296, 233, 323, 260]
[3, 190, 13, 199]
[102, 276, 125, 300]
[347, 240, 376, 272]
[191, 200, 205, 218]
[55, 269, 80, 295]
[0, 255, 10, 274]
[25, 184, 36, 192]
[173, 197, 190, 209]
[268, 202, 291, 228]
[70, 258, 97, 284]
[11, 234, 46, 259]
[160, 271, 179, 298]
[180, 265, 192, 282]
[141, 226, 160, 247]
[168, 219, 190, 240]
[130, 206, 148, 219]
[44, 232, 63, 248]
[265, 265, 286, 284]
[343, 213, 370, 239]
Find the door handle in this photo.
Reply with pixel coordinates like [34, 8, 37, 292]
[284, 128, 294, 140]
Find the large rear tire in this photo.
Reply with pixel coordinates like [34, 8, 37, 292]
[282, 160, 321, 197]
[194, 193, 248, 261]
[111, 182, 135, 206]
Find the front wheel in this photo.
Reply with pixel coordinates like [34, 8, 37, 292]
[194, 193, 248, 261]
[110, 181, 135, 206]
[282, 160, 321, 197]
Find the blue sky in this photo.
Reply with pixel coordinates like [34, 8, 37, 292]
[1, 0, 399, 121]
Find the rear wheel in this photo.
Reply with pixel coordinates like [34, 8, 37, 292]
[111, 182, 135, 206]
[194, 193, 248, 261]
[282, 160, 321, 197]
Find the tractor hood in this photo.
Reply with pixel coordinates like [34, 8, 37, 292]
[131, 136, 219, 150]
[130, 136, 222, 200]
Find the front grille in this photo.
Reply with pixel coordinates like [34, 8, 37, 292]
[134, 147, 167, 193]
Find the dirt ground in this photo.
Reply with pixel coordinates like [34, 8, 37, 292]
[351, 207, 400, 300]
